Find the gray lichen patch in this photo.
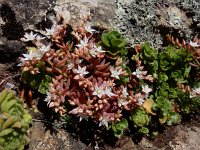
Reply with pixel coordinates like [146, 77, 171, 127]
[113, 0, 163, 48]
[158, 6, 192, 30]
[113, 0, 200, 48]
[55, 0, 116, 29]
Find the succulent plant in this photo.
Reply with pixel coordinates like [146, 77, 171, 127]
[18, 12, 157, 131]
[0, 89, 32, 150]
[111, 118, 128, 138]
[18, 11, 200, 140]
[100, 30, 127, 59]
[130, 107, 150, 127]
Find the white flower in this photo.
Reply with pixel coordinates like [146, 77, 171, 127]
[189, 41, 200, 47]
[104, 87, 116, 97]
[118, 98, 129, 107]
[45, 26, 56, 36]
[99, 113, 110, 128]
[67, 60, 75, 70]
[96, 46, 105, 53]
[44, 92, 52, 105]
[132, 67, 147, 79]
[76, 37, 89, 48]
[110, 67, 121, 79]
[68, 59, 83, 70]
[135, 93, 145, 106]
[85, 23, 96, 33]
[22, 53, 33, 61]
[190, 87, 200, 98]
[89, 48, 98, 57]
[122, 87, 129, 98]
[93, 85, 105, 98]
[69, 106, 88, 122]
[38, 44, 51, 53]
[21, 31, 37, 42]
[73, 65, 89, 76]
[89, 46, 105, 57]
[21, 50, 42, 62]
[35, 35, 46, 41]
[78, 113, 89, 122]
[193, 87, 200, 95]
[99, 118, 109, 128]
[142, 85, 152, 96]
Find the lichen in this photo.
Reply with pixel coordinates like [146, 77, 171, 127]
[113, 0, 200, 48]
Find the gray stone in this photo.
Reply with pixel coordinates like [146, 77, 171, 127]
[0, 0, 200, 150]
[113, 0, 200, 48]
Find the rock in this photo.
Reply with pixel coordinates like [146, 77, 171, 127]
[28, 121, 73, 150]
[158, 6, 192, 30]
[113, 0, 200, 48]
[2, 0, 54, 30]
[54, 0, 116, 29]
[0, 39, 24, 63]
[1, 0, 115, 32]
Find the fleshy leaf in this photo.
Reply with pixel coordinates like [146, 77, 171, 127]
[38, 75, 52, 94]
[143, 99, 156, 115]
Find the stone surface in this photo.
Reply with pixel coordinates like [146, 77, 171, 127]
[113, 0, 200, 48]
[28, 121, 73, 150]
[54, 0, 116, 29]
[2, 0, 55, 30]
[27, 119, 200, 150]
[0, 0, 200, 150]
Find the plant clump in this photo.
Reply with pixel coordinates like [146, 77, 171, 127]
[18, 11, 200, 143]
[0, 89, 32, 150]
[132, 38, 200, 129]
[19, 13, 153, 137]
[100, 30, 127, 59]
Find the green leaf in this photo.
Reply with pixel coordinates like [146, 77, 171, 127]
[161, 83, 169, 90]
[119, 76, 129, 84]
[150, 60, 158, 73]
[141, 42, 157, 61]
[35, 61, 46, 70]
[21, 71, 43, 89]
[157, 89, 168, 98]
[101, 30, 127, 58]
[101, 32, 110, 47]
[22, 113, 32, 124]
[165, 46, 178, 60]
[178, 92, 200, 114]
[139, 127, 149, 134]
[38, 75, 52, 94]
[166, 112, 181, 126]
[111, 39, 126, 48]
[131, 53, 140, 61]
[111, 118, 128, 138]
[184, 66, 191, 78]
[150, 131, 158, 138]
[153, 97, 172, 116]
[171, 70, 181, 79]
[158, 72, 168, 82]
[108, 31, 122, 39]
[169, 88, 179, 99]
[130, 108, 150, 127]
